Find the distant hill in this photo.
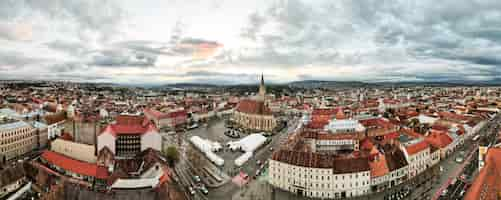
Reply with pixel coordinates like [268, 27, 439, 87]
[159, 83, 219, 90]
[132, 79, 501, 90]
[287, 80, 372, 88]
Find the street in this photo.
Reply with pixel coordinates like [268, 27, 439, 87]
[164, 115, 500, 200]
[162, 116, 299, 200]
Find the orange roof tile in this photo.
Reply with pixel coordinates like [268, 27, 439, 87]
[465, 148, 501, 200]
[405, 140, 429, 155]
[41, 150, 109, 179]
[236, 99, 272, 115]
[370, 154, 390, 178]
[425, 132, 453, 149]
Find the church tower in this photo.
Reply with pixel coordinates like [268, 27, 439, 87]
[258, 74, 266, 100]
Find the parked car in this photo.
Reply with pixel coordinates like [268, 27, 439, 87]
[193, 175, 201, 183]
[255, 169, 261, 177]
[197, 186, 209, 195]
[187, 123, 199, 130]
[455, 157, 464, 163]
[188, 186, 196, 195]
[441, 189, 448, 196]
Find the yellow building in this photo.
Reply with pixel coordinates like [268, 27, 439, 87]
[0, 117, 47, 162]
[51, 138, 97, 163]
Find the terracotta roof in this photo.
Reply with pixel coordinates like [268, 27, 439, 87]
[167, 110, 188, 118]
[235, 99, 272, 115]
[383, 99, 400, 104]
[100, 115, 157, 137]
[359, 118, 394, 129]
[360, 138, 374, 151]
[306, 119, 330, 129]
[335, 108, 346, 120]
[383, 145, 408, 171]
[425, 132, 453, 149]
[116, 115, 148, 126]
[369, 154, 389, 178]
[312, 108, 340, 116]
[431, 124, 449, 131]
[438, 111, 468, 122]
[41, 150, 109, 179]
[271, 150, 370, 173]
[144, 108, 167, 119]
[60, 132, 74, 141]
[465, 148, 501, 200]
[405, 140, 429, 155]
[44, 112, 66, 125]
[384, 132, 399, 140]
[399, 128, 423, 138]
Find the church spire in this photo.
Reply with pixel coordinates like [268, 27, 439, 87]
[258, 73, 266, 100]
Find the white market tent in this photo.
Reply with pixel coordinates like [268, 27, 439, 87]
[228, 134, 267, 153]
[189, 136, 225, 166]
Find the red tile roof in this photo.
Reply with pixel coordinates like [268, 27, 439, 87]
[306, 119, 330, 129]
[335, 108, 347, 120]
[235, 99, 272, 115]
[44, 112, 66, 125]
[399, 129, 423, 138]
[167, 110, 188, 118]
[144, 108, 167, 119]
[370, 154, 390, 178]
[431, 124, 449, 131]
[116, 115, 148, 126]
[405, 140, 429, 155]
[425, 132, 453, 149]
[100, 115, 157, 137]
[438, 111, 468, 122]
[312, 108, 340, 116]
[60, 132, 74, 141]
[41, 150, 109, 179]
[384, 132, 399, 140]
[359, 118, 394, 129]
[360, 138, 374, 151]
[383, 99, 400, 104]
[465, 148, 501, 200]
[271, 150, 370, 173]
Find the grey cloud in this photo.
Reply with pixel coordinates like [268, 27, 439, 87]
[45, 40, 159, 68]
[50, 62, 87, 73]
[45, 40, 89, 56]
[240, 12, 266, 40]
[0, 0, 124, 42]
[236, 0, 501, 81]
[115, 40, 174, 56]
[88, 49, 157, 67]
[0, 51, 45, 67]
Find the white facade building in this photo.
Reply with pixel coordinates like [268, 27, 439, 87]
[402, 140, 430, 178]
[269, 151, 371, 199]
[324, 119, 365, 133]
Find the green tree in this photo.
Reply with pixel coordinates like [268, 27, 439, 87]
[163, 146, 180, 167]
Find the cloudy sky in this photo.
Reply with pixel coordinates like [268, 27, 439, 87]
[1, 0, 501, 84]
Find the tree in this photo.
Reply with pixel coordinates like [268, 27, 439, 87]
[408, 118, 420, 131]
[163, 146, 180, 167]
